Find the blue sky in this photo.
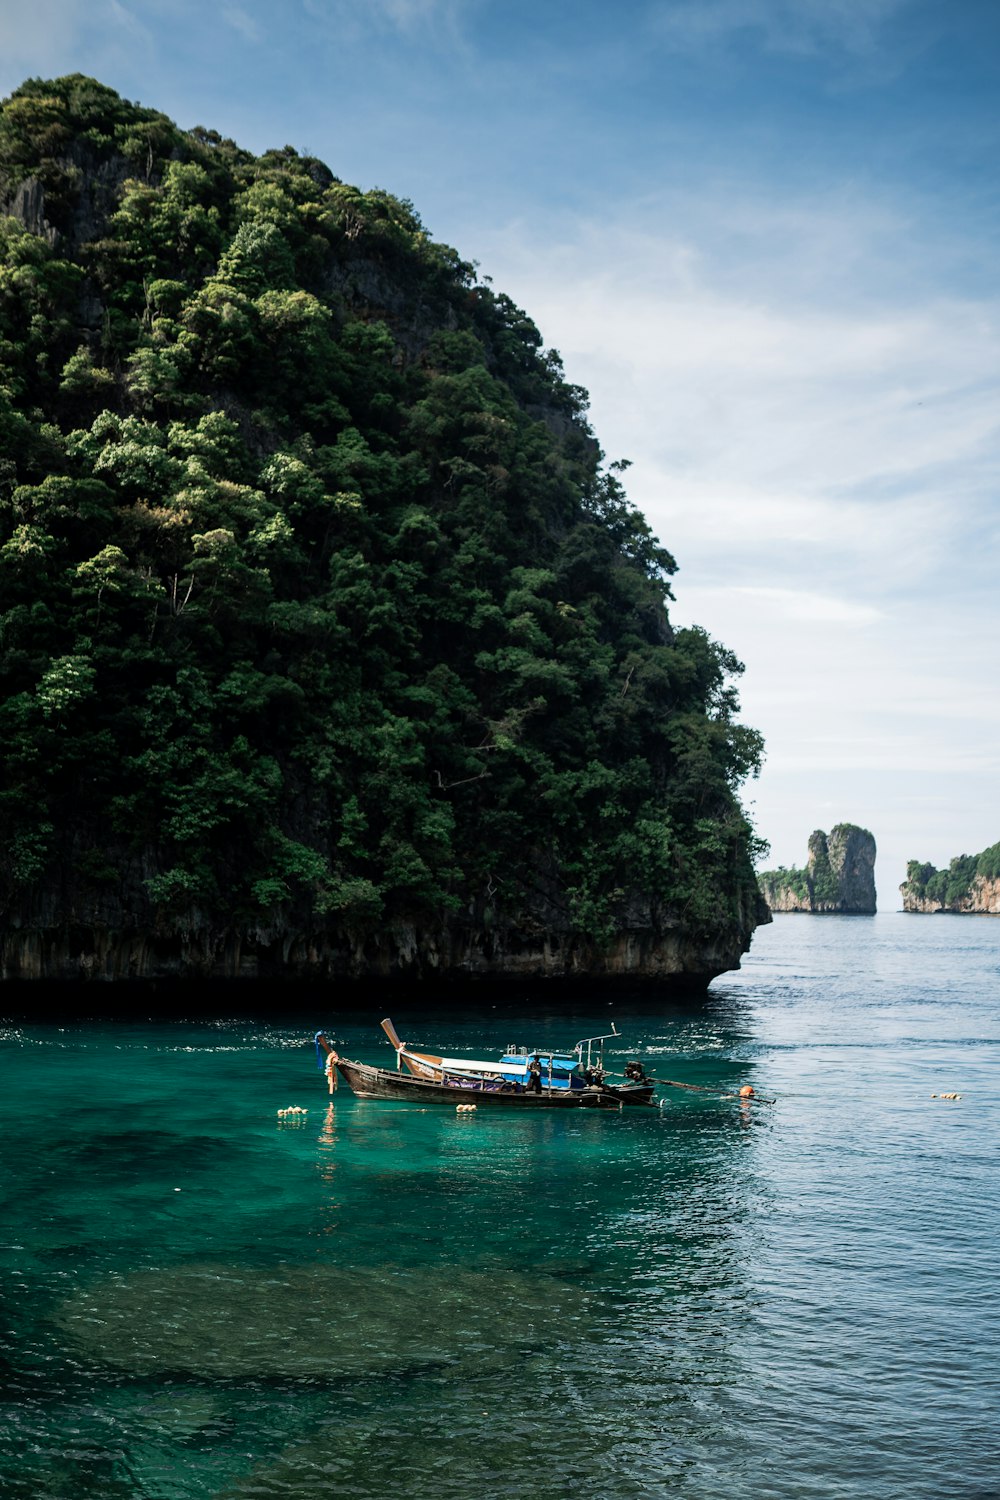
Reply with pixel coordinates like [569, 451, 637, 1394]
[3, 0, 998, 898]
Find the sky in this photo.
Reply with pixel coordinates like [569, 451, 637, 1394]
[2, 0, 998, 901]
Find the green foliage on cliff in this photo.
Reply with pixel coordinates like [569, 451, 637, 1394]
[903, 842, 1000, 908]
[0, 75, 764, 951]
[804, 830, 837, 905]
[758, 863, 810, 904]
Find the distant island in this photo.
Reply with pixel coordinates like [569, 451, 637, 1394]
[759, 825, 877, 914]
[900, 842, 1000, 914]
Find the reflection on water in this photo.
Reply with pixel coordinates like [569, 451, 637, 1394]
[2, 913, 999, 1497]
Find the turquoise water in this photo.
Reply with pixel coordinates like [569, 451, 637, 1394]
[2, 912, 998, 1498]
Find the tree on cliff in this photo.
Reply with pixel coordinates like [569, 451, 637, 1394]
[0, 75, 766, 980]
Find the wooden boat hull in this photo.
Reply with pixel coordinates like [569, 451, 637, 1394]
[335, 1057, 622, 1108]
[603, 1083, 657, 1107]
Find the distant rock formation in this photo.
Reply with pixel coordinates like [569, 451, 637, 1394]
[900, 842, 1000, 913]
[759, 825, 877, 914]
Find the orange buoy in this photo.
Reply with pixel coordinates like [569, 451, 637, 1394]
[739, 1085, 755, 1098]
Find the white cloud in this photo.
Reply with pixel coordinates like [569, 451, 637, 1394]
[647, 0, 914, 62]
[301, 0, 469, 39]
[222, 4, 261, 42]
[728, 587, 884, 626]
[469, 180, 1000, 882]
[0, 0, 88, 65]
[0, 0, 161, 92]
[473, 195, 1000, 606]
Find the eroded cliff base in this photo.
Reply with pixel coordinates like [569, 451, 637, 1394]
[900, 875, 1000, 915]
[0, 917, 757, 995]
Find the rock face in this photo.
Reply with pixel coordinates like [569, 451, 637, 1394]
[759, 825, 877, 914]
[0, 880, 771, 988]
[900, 844, 1000, 914]
[900, 880, 1000, 914]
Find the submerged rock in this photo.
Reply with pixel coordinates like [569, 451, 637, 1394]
[212, 1404, 640, 1500]
[53, 1262, 587, 1380]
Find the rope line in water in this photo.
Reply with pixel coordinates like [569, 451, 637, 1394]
[610, 1071, 777, 1104]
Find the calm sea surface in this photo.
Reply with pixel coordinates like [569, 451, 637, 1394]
[2, 912, 998, 1499]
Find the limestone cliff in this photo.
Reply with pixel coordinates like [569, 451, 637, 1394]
[900, 843, 1000, 913]
[759, 825, 877, 914]
[900, 878, 1000, 914]
[0, 77, 769, 988]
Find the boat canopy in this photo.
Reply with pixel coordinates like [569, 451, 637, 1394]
[434, 1054, 529, 1076]
[420, 1051, 581, 1079]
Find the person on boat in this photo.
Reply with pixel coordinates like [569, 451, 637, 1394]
[527, 1054, 543, 1093]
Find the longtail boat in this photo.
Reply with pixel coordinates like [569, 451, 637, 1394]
[313, 1020, 656, 1108]
[379, 1017, 656, 1106]
[318, 1049, 621, 1108]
